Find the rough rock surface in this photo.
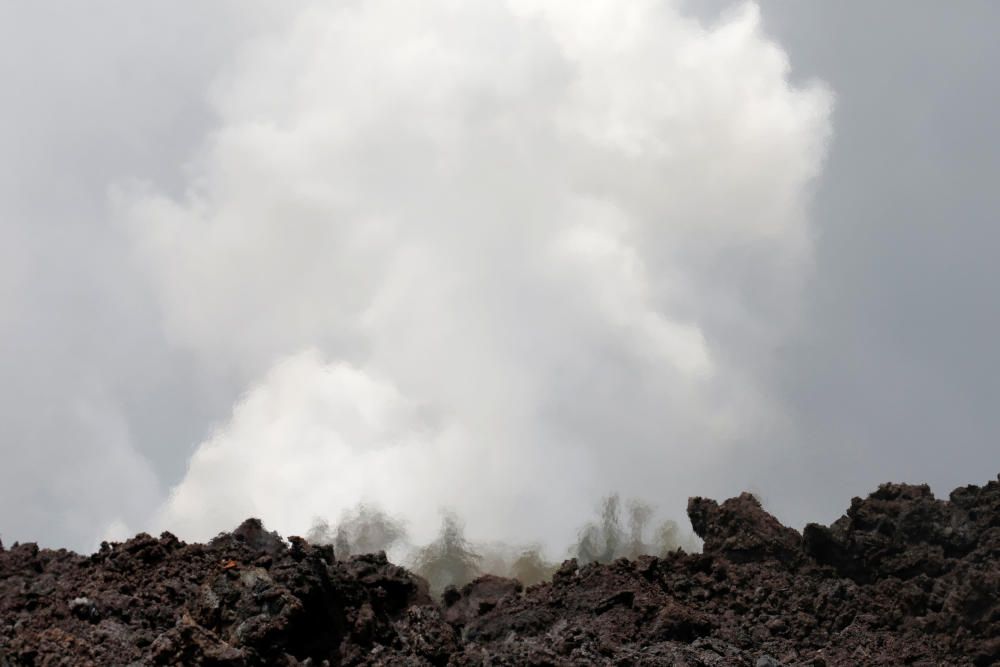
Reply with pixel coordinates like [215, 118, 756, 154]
[2, 476, 998, 665]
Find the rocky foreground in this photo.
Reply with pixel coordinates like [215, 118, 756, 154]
[2, 476, 998, 666]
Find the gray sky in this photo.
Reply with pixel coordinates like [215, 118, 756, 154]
[729, 1, 1000, 519]
[1, 1, 997, 552]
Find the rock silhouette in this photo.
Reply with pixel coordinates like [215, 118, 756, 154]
[2, 475, 998, 665]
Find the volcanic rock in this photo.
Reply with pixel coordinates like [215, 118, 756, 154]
[688, 492, 802, 565]
[2, 475, 998, 665]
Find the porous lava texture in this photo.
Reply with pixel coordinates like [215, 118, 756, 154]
[2, 475, 998, 666]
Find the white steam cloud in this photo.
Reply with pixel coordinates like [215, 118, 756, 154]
[121, 1, 831, 550]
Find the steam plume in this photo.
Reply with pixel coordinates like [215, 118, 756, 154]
[121, 1, 831, 551]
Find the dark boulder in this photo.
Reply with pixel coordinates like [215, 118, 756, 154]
[688, 492, 802, 564]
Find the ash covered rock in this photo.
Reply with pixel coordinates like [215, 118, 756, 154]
[1, 474, 998, 665]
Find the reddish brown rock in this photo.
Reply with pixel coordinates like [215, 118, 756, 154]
[689, 492, 802, 565]
[2, 474, 998, 665]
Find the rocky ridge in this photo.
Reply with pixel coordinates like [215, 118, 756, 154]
[1, 475, 998, 665]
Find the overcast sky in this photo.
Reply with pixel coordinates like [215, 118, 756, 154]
[1, 1, 997, 553]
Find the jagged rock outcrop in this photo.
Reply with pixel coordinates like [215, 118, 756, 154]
[688, 492, 802, 565]
[801, 482, 994, 582]
[0, 523, 446, 665]
[2, 475, 998, 665]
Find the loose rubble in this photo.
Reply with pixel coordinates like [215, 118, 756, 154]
[2, 475, 998, 665]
